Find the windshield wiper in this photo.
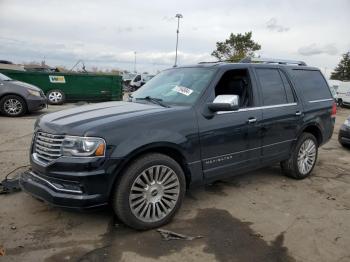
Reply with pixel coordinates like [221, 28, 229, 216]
[135, 96, 170, 108]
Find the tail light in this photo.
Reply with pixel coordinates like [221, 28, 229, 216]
[331, 102, 337, 117]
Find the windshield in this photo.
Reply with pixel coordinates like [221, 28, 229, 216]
[132, 67, 216, 106]
[0, 73, 12, 81]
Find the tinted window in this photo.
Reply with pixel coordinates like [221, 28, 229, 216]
[256, 68, 287, 105]
[291, 70, 331, 101]
[280, 71, 295, 103]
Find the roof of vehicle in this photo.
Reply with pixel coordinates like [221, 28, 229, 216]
[176, 57, 319, 70]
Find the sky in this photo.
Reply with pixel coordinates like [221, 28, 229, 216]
[0, 0, 349, 76]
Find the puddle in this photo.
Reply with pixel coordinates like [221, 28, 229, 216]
[76, 208, 295, 262]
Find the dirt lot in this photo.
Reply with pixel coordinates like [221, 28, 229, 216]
[0, 104, 349, 262]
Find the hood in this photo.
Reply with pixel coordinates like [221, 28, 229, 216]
[37, 101, 178, 136]
[7, 80, 42, 91]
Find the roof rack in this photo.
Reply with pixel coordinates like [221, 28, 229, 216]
[198, 61, 222, 64]
[240, 57, 307, 66]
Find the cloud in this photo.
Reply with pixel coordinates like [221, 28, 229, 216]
[162, 16, 175, 22]
[266, 18, 289, 32]
[0, 0, 349, 73]
[0, 36, 211, 71]
[298, 43, 338, 56]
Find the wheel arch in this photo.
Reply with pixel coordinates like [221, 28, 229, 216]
[108, 143, 193, 198]
[301, 124, 323, 145]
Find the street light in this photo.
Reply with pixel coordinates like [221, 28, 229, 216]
[174, 13, 183, 67]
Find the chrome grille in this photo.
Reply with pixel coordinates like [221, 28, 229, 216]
[33, 131, 64, 163]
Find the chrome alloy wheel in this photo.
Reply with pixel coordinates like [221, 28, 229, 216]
[48, 91, 63, 103]
[297, 139, 317, 175]
[129, 165, 180, 223]
[4, 98, 22, 115]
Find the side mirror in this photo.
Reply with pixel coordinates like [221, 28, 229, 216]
[208, 95, 240, 112]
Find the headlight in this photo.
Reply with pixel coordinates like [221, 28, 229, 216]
[28, 89, 41, 97]
[61, 136, 106, 157]
[344, 119, 350, 127]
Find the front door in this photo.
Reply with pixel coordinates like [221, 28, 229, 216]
[197, 67, 263, 181]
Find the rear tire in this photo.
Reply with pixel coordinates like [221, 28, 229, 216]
[281, 133, 318, 179]
[338, 99, 343, 107]
[47, 89, 65, 105]
[0, 95, 27, 117]
[113, 153, 186, 230]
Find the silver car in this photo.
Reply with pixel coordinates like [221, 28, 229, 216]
[0, 73, 46, 117]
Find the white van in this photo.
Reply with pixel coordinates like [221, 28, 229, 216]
[336, 81, 350, 107]
[130, 74, 155, 91]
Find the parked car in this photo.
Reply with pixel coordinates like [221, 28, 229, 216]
[0, 73, 46, 117]
[129, 74, 155, 91]
[329, 85, 338, 102]
[122, 72, 137, 86]
[336, 81, 350, 107]
[0, 69, 123, 105]
[338, 116, 350, 147]
[20, 58, 336, 229]
[140, 74, 155, 87]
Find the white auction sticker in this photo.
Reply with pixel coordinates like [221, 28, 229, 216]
[172, 85, 193, 96]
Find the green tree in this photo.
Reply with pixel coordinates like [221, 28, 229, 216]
[211, 31, 261, 62]
[330, 52, 350, 81]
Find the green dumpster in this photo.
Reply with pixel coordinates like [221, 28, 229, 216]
[0, 69, 123, 104]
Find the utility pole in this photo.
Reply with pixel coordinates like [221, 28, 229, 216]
[134, 51, 137, 73]
[174, 13, 183, 67]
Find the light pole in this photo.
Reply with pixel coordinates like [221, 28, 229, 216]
[174, 13, 183, 67]
[134, 51, 137, 73]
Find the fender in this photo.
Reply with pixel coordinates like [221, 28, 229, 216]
[110, 128, 197, 162]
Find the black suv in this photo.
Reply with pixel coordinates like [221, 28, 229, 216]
[20, 58, 336, 229]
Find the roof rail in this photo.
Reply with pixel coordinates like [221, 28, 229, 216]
[240, 57, 307, 66]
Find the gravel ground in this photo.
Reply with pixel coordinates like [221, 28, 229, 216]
[0, 104, 349, 262]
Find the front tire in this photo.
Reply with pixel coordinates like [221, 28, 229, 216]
[113, 153, 186, 230]
[47, 89, 65, 105]
[0, 95, 27, 117]
[281, 133, 318, 179]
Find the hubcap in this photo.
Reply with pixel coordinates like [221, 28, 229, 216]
[4, 98, 22, 115]
[297, 139, 316, 175]
[48, 91, 62, 103]
[129, 165, 180, 223]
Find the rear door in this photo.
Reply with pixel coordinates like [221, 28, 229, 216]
[254, 66, 302, 163]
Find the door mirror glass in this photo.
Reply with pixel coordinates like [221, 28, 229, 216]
[208, 95, 239, 112]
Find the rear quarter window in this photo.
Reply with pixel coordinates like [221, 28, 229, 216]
[291, 70, 331, 101]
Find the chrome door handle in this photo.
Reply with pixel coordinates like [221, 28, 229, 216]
[248, 118, 257, 124]
[295, 111, 302, 116]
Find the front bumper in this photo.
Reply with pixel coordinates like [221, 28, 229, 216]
[26, 95, 47, 112]
[20, 170, 106, 208]
[338, 124, 350, 145]
[19, 155, 123, 209]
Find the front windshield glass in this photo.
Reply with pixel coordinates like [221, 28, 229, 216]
[0, 73, 12, 81]
[132, 67, 216, 105]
